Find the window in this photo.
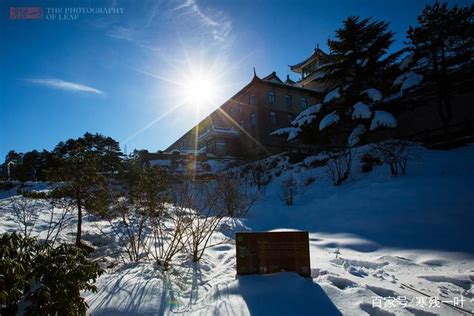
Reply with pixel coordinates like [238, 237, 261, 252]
[249, 93, 255, 105]
[300, 97, 308, 109]
[287, 114, 293, 124]
[229, 107, 235, 117]
[240, 120, 245, 128]
[270, 111, 277, 124]
[250, 112, 257, 127]
[238, 102, 243, 113]
[285, 94, 292, 107]
[268, 91, 275, 104]
[216, 141, 226, 156]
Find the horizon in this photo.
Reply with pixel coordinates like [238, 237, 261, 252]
[1, 0, 471, 158]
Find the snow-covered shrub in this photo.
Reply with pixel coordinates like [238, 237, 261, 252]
[0, 232, 103, 315]
[325, 149, 354, 186]
[249, 163, 270, 193]
[279, 174, 297, 206]
[360, 153, 383, 173]
[215, 174, 259, 218]
[371, 140, 416, 177]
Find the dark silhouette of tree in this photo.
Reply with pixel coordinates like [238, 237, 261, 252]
[406, 1, 474, 134]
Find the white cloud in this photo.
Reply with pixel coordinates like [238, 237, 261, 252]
[172, 0, 232, 42]
[26, 78, 104, 95]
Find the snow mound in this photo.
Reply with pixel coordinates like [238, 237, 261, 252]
[291, 103, 322, 127]
[319, 111, 339, 131]
[324, 88, 341, 103]
[303, 152, 330, 167]
[270, 127, 301, 141]
[360, 88, 382, 102]
[352, 102, 372, 119]
[370, 111, 397, 130]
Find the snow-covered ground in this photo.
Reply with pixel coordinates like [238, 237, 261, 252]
[1, 144, 473, 315]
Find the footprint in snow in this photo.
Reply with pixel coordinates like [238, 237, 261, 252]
[359, 302, 395, 316]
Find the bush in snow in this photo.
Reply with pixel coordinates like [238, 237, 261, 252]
[173, 182, 225, 263]
[215, 174, 259, 218]
[0, 232, 103, 315]
[9, 196, 73, 247]
[279, 174, 297, 206]
[325, 148, 354, 186]
[371, 140, 416, 177]
[249, 163, 271, 193]
[360, 153, 383, 173]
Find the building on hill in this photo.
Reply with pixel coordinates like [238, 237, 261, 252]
[165, 48, 334, 158]
[289, 47, 332, 91]
[165, 69, 327, 158]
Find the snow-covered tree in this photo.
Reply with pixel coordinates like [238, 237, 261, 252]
[281, 16, 401, 149]
[405, 1, 474, 134]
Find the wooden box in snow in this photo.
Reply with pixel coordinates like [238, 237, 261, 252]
[235, 231, 311, 277]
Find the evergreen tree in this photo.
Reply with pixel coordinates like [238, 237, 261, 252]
[48, 133, 122, 247]
[297, 16, 400, 148]
[406, 1, 474, 134]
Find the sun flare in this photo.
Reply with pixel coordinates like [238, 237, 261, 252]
[186, 74, 218, 107]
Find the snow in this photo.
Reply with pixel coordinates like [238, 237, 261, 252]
[394, 71, 423, 92]
[2, 145, 474, 316]
[348, 124, 366, 147]
[361, 88, 382, 102]
[303, 152, 330, 167]
[319, 111, 339, 131]
[324, 88, 341, 103]
[352, 102, 372, 119]
[400, 54, 413, 70]
[291, 103, 322, 127]
[270, 127, 302, 141]
[370, 111, 397, 130]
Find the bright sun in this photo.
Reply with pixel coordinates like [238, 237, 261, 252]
[186, 75, 217, 107]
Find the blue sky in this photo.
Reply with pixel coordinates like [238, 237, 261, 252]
[0, 0, 470, 158]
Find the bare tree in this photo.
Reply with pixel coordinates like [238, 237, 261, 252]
[147, 205, 190, 269]
[9, 196, 72, 245]
[325, 148, 354, 186]
[171, 181, 229, 263]
[215, 174, 259, 218]
[10, 196, 39, 238]
[371, 140, 416, 177]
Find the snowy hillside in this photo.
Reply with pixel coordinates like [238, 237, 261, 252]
[1, 145, 473, 315]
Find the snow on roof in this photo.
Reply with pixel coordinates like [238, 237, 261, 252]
[370, 111, 397, 130]
[360, 88, 382, 102]
[319, 111, 339, 131]
[348, 124, 366, 147]
[323, 88, 340, 103]
[270, 127, 302, 141]
[352, 102, 372, 120]
[291, 103, 322, 127]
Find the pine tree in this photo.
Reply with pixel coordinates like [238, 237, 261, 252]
[406, 1, 474, 134]
[48, 133, 121, 247]
[297, 16, 400, 148]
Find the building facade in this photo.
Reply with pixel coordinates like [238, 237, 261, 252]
[166, 49, 333, 158]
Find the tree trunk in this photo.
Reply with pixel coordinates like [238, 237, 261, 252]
[76, 199, 82, 246]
